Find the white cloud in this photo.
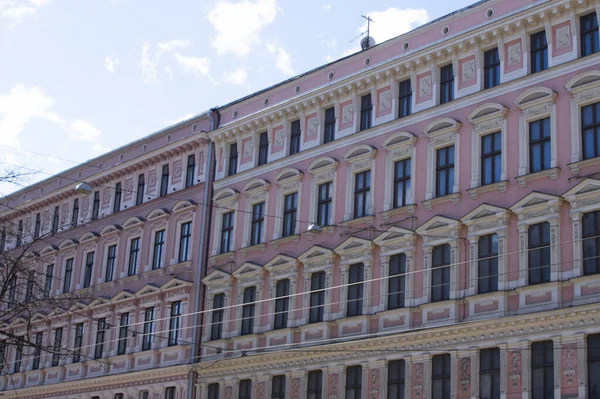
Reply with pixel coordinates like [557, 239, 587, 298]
[0, 0, 49, 26]
[267, 42, 295, 76]
[157, 39, 191, 56]
[104, 56, 121, 73]
[174, 53, 210, 77]
[207, 0, 277, 57]
[140, 42, 157, 83]
[223, 68, 248, 85]
[320, 4, 331, 11]
[357, 8, 428, 47]
[69, 119, 102, 142]
[165, 66, 174, 80]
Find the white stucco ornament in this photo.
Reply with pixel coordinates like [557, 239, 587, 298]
[379, 90, 391, 110]
[307, 117, 318, 138]
[342, 105, 353, 124]
[508, 43, 521, 64]
[420, 76, 432, 94]
[556, 25, 571, 49]
[243, 140, 253, 158]
[463, 60, 475, 80]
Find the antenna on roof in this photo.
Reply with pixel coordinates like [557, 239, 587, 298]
[360, 15, 376, 50]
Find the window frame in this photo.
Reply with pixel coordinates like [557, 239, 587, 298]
[528, 222, 552, 284]
[273, 278, 290, 330]
[343, 145, 376, 221]
[388, 359, 406, 399]
[91, 191, 100, 221]
[220, 211, 234, 254]
[241, 286, 257, 336]
[479, 347, 500, 399]
[185, 154, 196, 188]
[582, 210, 600, 275]
[178, 221, 192, 262]
[160, 164, 169, 197]
[345, 365, 363, 399]
[142, 307, 155, 351]
[113, 182, 122, 213]
[105, 244, 117, 282]
[210, 293, 225, 340]
[117, 312, 129, 355]
[136, 173, 145, 205]
[52, 327, 63, 367]
[307, 370, 323, 399]
[282, 192, 298, 238]
[71, 199, 79, 227]
[228, 142, 239, 176]
[258, 131, 269, 166]
[83, 251, 95, 288]
[439, 64, 454, 104]
[271, 375, 286, 399]
[73, 322, 84, 363]
[483, 47, 500, 89]
[94, 318, 106, 359]
[431, 354, 451, 399]
[307, 157, 338, 230]
[360, 93, 372, 131]
[316, 182, 333, 227]
[127, 237, 140, 276]
[239, 379, 252, 399]
[168, 300, 182, 346]
[582, 102, 600, 160]
[323, 106, 336, 143]
[289, 119, 301, 155]
[397, 78, 412, 119]
[581, 12, 599, 57]
[530, 30, 548, 74]
[250, 201, 265, 246]
[531, 340, 554, 398]
[152, 229, 165, 269]
[353, 170, 371, 219]
[480, 131, 502, 186]
[63, 257, 73, 293]
[588, 333, 600, 398]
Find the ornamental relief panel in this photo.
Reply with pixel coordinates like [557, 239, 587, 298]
[508, 43, 521, 65]
[342, 104, 353, 125]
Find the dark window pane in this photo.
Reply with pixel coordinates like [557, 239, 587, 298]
[360, 94, 372, 131]
[531, 31, 548, 73]
[432, 245, 450, 302]
[347, 264, 364, 316]
[398, 79, 412, 118]
[440, 64, 454, 104]
[484, 48, 500, 89]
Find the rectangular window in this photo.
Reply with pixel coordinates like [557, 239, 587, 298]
[105, 244, 117, 282]
[220, 212, 234, 254]
[52, 327, 62, 367]
[239, 380, 252, 399]
[432, 244, 451, 302]
[309, 271, 325, 323]
[528, 222, 551, 284]
[581, 12, 599, 57]
[481, 132, 502, 185]
[393, 158, 411, 208]
[529, 117, 551, 173]
[0, 229, 5, 252]
[345, 365, 362, 399]
[16, 219, 23, 247]
[439, 64, 454, 104]
[25, 270, 35, 302]
[160, 164, 169, 197]
[531, 31, 548, 73]
[207, 384, 220, 399]
[0, 341, 5, 369]
[94, 318, 106, 359]
[71, 199, 79, 227]
[136, 174, 145, 205]
[241, 286, 256, 335]
[432, 354, 451, 399]
[114, 394, 124, 399]
[92, 191, 100, 221]
[152, 230, 165, 269]
[142, 307, 154, 351]
[128, 237, 140, 276]
[32, 331, 43, 370]
[168, 301, 182, 346]
[117, 312, 129, 355]
[583, 210, 600, 275]
[14, 343, 22, 373]
[83, 251, 94, 288]
[272, 375, 286, 399]
[186, 154, 195, 188]
[582, 102, 600, 160]
[478, 234, 499, 294]
[484, 48, 500, 89]
[258, 131, 269, 166]
[347, 263, 364, 317]
[324, 107, 336, 143]
[307, 370, 323, 399]
[354, 170, 371, 219]
[211, 293, 225, 340]
[398, 79, 412, 119]
[360, 93, 372, 131]
[139, 391, 149, 399]
[388, 254, 406, 309]
[113, 182, 122, 213]
[228, 142, 238, 176]
[479, 348, 500, 399]
[317, 182, 332, 227]
[436, 146, 454, 197]
[63, 258, 73, 293]
[531, 340, 554, 399]
[52, 205, 60, 234]
[165, 387, 176, 399]
[178, 221, 192, 262]
[34, 213, 41, 239]
[44, 264, 54, 298]
[290, 119, 301, 155]
[588, 333, 600, 398]
[282, 192, 298, 237]
[73, 323, 83, 362]
[388, 360, 405, 399]
[250, 202, 265, 246]
[274, 279, 290, 330]
[7, 276, 16, 307]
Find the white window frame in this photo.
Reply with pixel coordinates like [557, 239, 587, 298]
[241, 179, 270, 250]
[232, 263, 264, 336]
[381, 132, 417, 220]
[307, 157, 339, 229]
[211, 189, 239, 257]
[202, 270, 233, 342]
[170, 201, 195, 266]
[342, 145, 377, 222]
[298, 246, 335, 325]
[334, 237, 373, 318]
[272, 168, 303, 242]
[264, 255, 298, 330]
[145, 208, 170, 272]
[98, 227, 119, 284]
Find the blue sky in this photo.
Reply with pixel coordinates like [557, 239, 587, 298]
[0, 0, 476, 196]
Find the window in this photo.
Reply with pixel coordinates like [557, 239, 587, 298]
[480, 348, 500, 399]
[63, 258, 73, 293]
[307, 370, 323, 399]
[128, 238, 140, 276]
[388, 360, 405, 399]
[136, 174, 145, 205]
[393, 158, 411, 208]
[208, 383, 220, 399]
[478, 234, 498, 293]
[388, 254, 406, 309]
[52, 327, 62, 367]
[398, 79, 412, 118]
[114, 394, 124, 399]
[16, 219, 23, 247]
[290, 120, 301, 155]
[160, 164, 169, 196]
[529, 118, 551, 173]
[484, 48, 500, 89]
[52, 205, 59, 234]
[117, 312, 129, 355]
[431, 244, 450, 302]
[531, 340, 554, 399]
[258, 131, 269, 166]
[92, 191, 100, 221]
[34, 213, 41, 239]
[142, 307, 154, 351]
[582, 102, 600, 160]
[274, 279, 290, 329]
[32, 331, 43, 370]
[309, 271, 325, 323]
[316, 182, 332, 227]
[324, 107, 335, 143]
[588, 334, 600, 398]
[113, 182, 122, 213]
[481, 132, 502, 185]
[7, 276, 16, 306]
[528, 222, 551, 284]
[581, 12, 599, 57]
[94, 318, 106, 359]
[347, 263, 364, 317]
[14, 342, 22, 373]
[583, 210, 600, 275]
[165, 387, 176, 399]
[530, 31, 548, 73]
[272, 375, 286, 399]
[178, 221, 192, 262]
[0, 229, 5, 252]
[439, 64, 454, 104]
[0, 341, 5, 369]
[211, 293, 225, 340]
[139, 391, 149, 399]
[71, 199, 79, 227]
[436, 146, 454, 197]
[360, 93, 372, 131]
[239, 380, 252, 399]
[220, 211, 234, 254]
[250, 202, 265, 246]
[105, 244, 116, 282]
[241, 286, 256, 335]
[345, 365, 362, 399]
[228, 143, 238, 176]
[168, 301, 182, 346]
[152, 230, 165, 269]
[282, 192, 298, 237]
[186, 154, 195, 188]
[44, 264, 53, 298]
[83, 251, 94, 288]
[432, 354, 451, 399]
[353, 170, 371, 218]
[25, 270, 35, 302]
[73, 323, 83, 362]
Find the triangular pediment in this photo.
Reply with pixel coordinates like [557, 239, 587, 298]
[30, 312, 47, 322]
[135, 284, 161, 297]
[264, 254, 298, 273]
[112, 290, 135, 303]
[203, 270, 233, 286]
[510, 191, 562, 213]
[89, 297, 111, 308]
[334, 237, 372, 255]
[563, 178, 600, 198]
[68, 302, 89, 313]
[298, 245, 335, 266]
[9, 317, 26, 327]
[461, 204, 509, 223]
[232, 262, 263, 278]
[373, 227, 415, 254]
[416, 215, 461, 235]
[161, 278, 192, 291]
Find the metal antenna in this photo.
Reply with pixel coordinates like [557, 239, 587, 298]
[361, 15, 374, 38]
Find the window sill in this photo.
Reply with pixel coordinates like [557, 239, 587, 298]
[167, 260, 192, 274]
[270, 234, 300, 249]
[568, 156, 600, 175]
[239, 243, 267, 257]
[467, 180, 508, 200]
[341, 215, 375, 228]
[422, 193, 461, 211]
[209, 251, 235, 266]
[380, 204, 416, 223]
[515, 168, 560, 187]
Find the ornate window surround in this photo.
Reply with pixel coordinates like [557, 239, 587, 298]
[297, 245, 336, 325]
[333, 237, 374, 317]
[202, 269, 234, 342]
[342, 145, 377, 224]
[381, 132, 417, 221]
[98, 225, 120, 285]
[241, 179, 270, 251]
[264, 255, 298, 330]
[145, 208, 170, 272]
[210, 188, 239, 257]
[232, 263, 264, 336]
[271, 168, 303, 244]
[170, 201, 195, 267]
[306, 157, 339, 231]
